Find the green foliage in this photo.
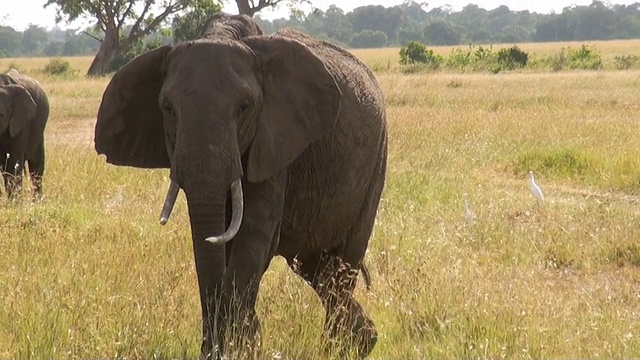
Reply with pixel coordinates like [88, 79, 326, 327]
[5, 1, 640, 59]
[444, 44, 499, 72]
[172, 0, 222, 43]
[399, 41, 443, 69]
[350, 30, 387, 48]
[423, 20, 462, 46]
[497, 45, 529, 69]
[42, 58, 73, 76]
[106, 38, 163, 73]
[567, 44, 603, 70]
[540, 45, 603, 71]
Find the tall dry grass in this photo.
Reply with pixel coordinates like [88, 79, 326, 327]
[1, 40, 640, 359]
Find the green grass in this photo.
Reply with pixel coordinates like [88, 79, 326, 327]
[3, 41, 640, 359]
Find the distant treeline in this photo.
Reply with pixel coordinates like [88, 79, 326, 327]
[1, 0, 639, 58]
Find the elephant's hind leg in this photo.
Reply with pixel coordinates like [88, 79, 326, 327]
[288, 250, 377, 359]
[27, 142, 45, 201]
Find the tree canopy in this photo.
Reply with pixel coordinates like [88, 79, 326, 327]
[2, 1, 640, 65]
[43, 0, 213, 75]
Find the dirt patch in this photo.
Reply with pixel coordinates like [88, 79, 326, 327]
[45, 117, 96, 147]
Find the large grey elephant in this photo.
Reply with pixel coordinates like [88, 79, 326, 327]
[94, 13, 387, 359]
[0, 69, 49, 200]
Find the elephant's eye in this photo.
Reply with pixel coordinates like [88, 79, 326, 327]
[162, 100, 175, 116]
[237, 99, 251, 117]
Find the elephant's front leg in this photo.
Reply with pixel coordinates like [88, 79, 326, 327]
[3, 154, 24, 199]
[219, 172, 286, 357]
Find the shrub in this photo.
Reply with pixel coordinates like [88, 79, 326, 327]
[399, 41, 443, 69]
[547, 48, 568, 71]
[613, 54, 640, 70]
[567, 45, 602, 70]
[445, 44, 499, 72]
[497, 45, 529, 69]
[42, 58, 72, 75]
[445, 46, 473, 69]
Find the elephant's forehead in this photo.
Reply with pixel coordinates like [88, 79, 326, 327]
[164, 41, 258, 96]
[168, 40, 253, 71]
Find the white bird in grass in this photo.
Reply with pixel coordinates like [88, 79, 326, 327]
[462, 193, 475, 222]
[528, 170, 545, 203]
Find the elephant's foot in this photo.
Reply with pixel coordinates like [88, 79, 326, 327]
[31, 176, 43, 202]
[323, 305, 377, 359]
[5, 175, 23, 201]
[200, 309, 262, 360]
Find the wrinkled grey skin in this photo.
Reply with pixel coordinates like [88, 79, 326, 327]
[0, 69, 49, 200]
[94, 13, 386, 359]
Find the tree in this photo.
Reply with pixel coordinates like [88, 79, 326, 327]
[0, 26, 21, 57]
[350, 29, 387, 48]
[173, 0, 222, 43]
[235, 0, 309, 17]
[423, 20, 462, 45]
[22, 25, 49, 55]
[44, 0, 196, 75]
[348, 5, 402, 43]
[323, 5, 353, 44]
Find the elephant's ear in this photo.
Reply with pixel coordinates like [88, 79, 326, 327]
[95, 45, 172, 168]
[242, 35, 342, 183]
[7, 84, 36, 137]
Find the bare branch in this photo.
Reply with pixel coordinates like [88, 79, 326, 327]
[123, 1, 187, 47]
[118, 1, 136, 26]
[128, 0, 153, 38]
[252, 0, 285, 13]
[83, 30, 103, 43]
[88, 1, 108, 27]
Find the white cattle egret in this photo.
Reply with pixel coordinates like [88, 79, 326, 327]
[528, 170, 545, 203]
[462, 193, 475, 222]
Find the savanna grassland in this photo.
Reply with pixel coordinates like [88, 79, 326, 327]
[2, 39, 640, 359]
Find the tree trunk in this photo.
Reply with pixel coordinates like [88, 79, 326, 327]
[87, 27, 121, 76]
[236, 0, 256, 17]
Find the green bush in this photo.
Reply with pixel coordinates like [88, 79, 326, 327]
[445, 46, 473, 69]
[567, 45, 602, 70]
[445, 44, 499, 72]
[42, 58, 72, 75]
[497, 45, 529, 69]
[399, 41, 443, 69]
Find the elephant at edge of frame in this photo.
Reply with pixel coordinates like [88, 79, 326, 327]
[93, 13, 387, 360]
[0, 68, 49, 201]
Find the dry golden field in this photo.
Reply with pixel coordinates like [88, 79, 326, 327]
[2, 39, 640, 359]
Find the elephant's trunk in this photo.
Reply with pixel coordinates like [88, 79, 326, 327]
[184, 193, 228, 322]
[159, 178, 244, 243]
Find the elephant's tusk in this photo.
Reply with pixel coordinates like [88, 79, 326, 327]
[159, 180, 180, 225]
[205, 178, 244, 244]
